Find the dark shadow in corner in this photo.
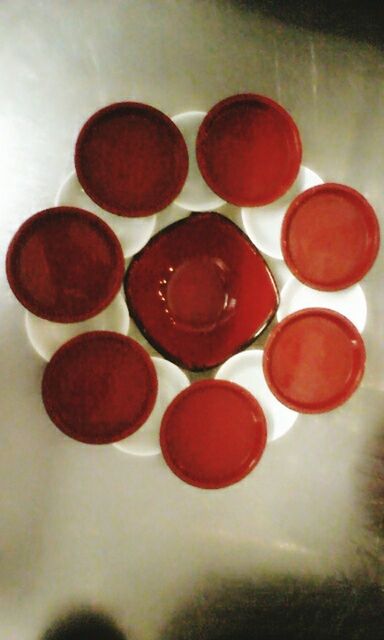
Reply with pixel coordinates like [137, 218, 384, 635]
[160, 576, 384, 640]
[41, 609, 127, 640]
[358, 431, 384, 570]
[231, 1, 384, 48]
[367, 434, 384, 540]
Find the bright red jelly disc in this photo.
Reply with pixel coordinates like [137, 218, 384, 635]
[281, 183, 380, 291]
[125, 212, 279, 371]
[263, 309, 366, 413]
[6, 207, 124, 323]
[196, 94, 302, 206]
[75, 102, 189, 217]
[160, 380, 267, 489]
[42, 332, 158, 444]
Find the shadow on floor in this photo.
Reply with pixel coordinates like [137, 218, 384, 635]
[160, 576, 384, 639]
[232, 1, 384, 48]
[359, 432, 384, 560]
[41, 609, 127, 640]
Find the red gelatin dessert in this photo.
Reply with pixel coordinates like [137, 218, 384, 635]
[263, 308, 366, 413]
[196, 94, 302, 207]
[281, 183, 380, 291]
[75, 102, 189, 217]
[6, 207, 124, 323]
[125, 212, 279, 371]
[160, 379, 267, 489]
[42, 332, 158, 444]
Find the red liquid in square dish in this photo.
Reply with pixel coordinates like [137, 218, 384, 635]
[125, 212, 279, 370]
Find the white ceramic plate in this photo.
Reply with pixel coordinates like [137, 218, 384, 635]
[56, 171, 157, 257]
[172, 111, 225, 211]
[277, 278, 367, 333]
[25, 293, 129, 361]
[113, 357, 190, 456]
[216, 349, 299, 442]
[242, 166, 323, 259]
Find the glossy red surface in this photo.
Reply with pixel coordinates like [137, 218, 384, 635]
[196, 94, 302, 206]
[125, 212, 279, 371]
[75, 102, 188, 217]
[42, 332, 158, 444]
[160, 379, 267, 489]
[6, 207, 124, 323]
[263, 309, 366, 413]
[281, 183, 380, 291]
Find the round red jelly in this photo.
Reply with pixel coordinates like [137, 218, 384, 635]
[160, 379, 267, 489]
[42, 332, 158, 444]
[6, 207, 124, 323]
[75, 102, 188, 217]
[263, 309, 366, 413]
[281, 183, 380, 291]
[196, 94, 302, 206]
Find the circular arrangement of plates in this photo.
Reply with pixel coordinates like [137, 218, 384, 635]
[6, 95, 380, 489]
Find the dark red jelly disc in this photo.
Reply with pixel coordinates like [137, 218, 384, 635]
[42, 332, 158, 444]
[125, 212, 279, 371]
[6, 207, 124, 323]
[281, 183, 380, 291]
[75, 102, 189, 217]
[263, 309, 366, 413]
[196, 94, 302, 206]
[160, 380, 267, 489]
